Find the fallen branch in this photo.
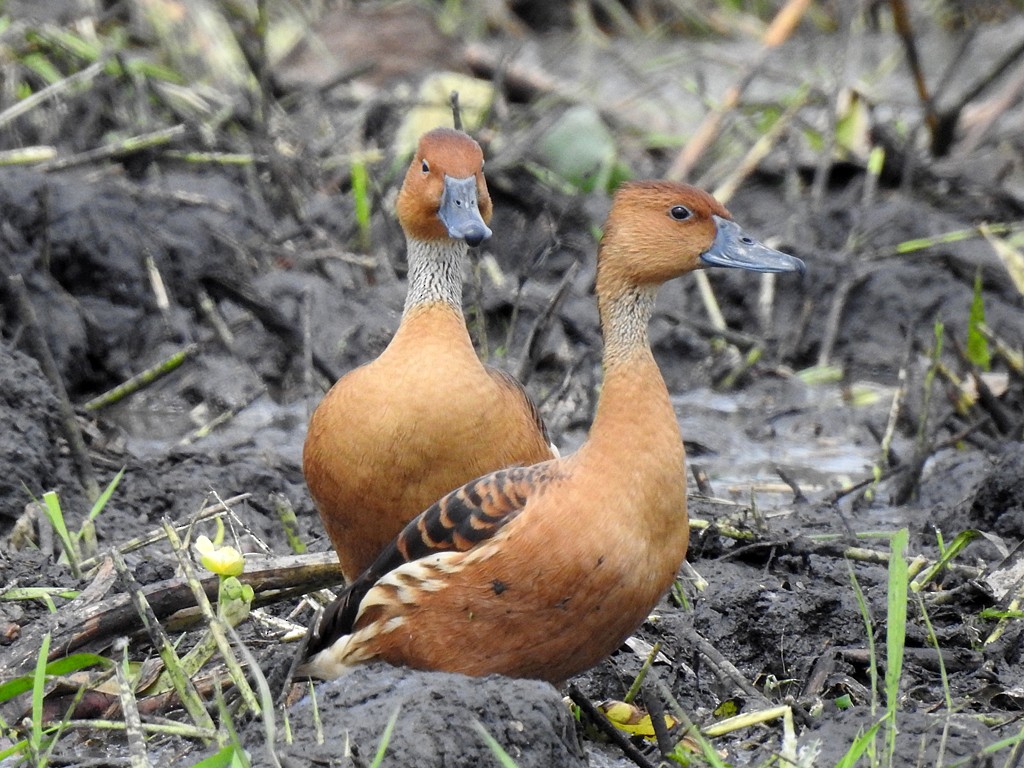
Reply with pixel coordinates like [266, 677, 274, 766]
[0, 551, 342, 679]
[84, 344, 200, 411]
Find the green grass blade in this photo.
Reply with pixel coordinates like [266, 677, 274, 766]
[86, 466, 125, 526]
[78, 466, 125, 558]
[472, 720, 520, 768]
[41, 493, 79, 565]
[370, 706, 401, 768]
[30, 633, 51, 758]
[351, 158, 371, 252]
[885, 528, 909, 765]
[974, 726, 1024, 757]
[0, 737, 29, 761]
[22, 52, 64, 85]
[189, 745, 241, 768]
[847, 562, 878, 715]
[1, 586, 80, 612]
[910, 529, 981, 592]
[41, 491, 81, 576]
[210, 681, 248, 767]
[835, 718, 886, 768]
[0, 653, 110, 703]
[892, 222, 1020, 254]
[916, 595, 952, 711]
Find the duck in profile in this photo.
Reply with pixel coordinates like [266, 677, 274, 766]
[303, 127, 556, 582]
[300, 180, 805, 683]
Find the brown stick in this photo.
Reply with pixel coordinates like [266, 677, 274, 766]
[568, 685, 658, 768]
[887, 0, 939, 141]
[666, 0, 813, 181]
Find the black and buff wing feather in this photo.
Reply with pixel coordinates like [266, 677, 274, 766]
[303, 463, 553, 659]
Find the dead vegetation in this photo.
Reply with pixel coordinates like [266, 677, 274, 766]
[2, 0, 1024, 766]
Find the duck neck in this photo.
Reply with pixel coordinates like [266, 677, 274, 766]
[403, 237, 466, 316]
[598, 285, 656, 366]
[588, 285, 681, 457]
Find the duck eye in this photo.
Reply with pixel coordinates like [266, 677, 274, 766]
[669, 205, 691, 221]
[421, 159, 430, 173]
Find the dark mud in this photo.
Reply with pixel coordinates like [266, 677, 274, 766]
[242, 664, 586, 768]
[3, 3, 1024, 767]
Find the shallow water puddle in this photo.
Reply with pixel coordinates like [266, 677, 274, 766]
[673, 379, 887, 508]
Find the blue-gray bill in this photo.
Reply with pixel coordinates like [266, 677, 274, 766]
[700, 215, 805, 275]
[439, 175, 492, 247]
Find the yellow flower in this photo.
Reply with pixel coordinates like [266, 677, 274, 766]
[194, 535, 244, 577]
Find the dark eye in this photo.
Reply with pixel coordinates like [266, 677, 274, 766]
[421, 159, 430, 173]
[669, 205, 691, 221]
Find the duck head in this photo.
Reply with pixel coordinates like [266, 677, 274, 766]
[396, 127, 493, 247]
[596, 181, 804, 294]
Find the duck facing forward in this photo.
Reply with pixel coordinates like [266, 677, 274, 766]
[303, 127, 555, 582]
[300, 180, 805, 683]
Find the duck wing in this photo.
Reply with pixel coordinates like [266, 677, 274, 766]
[303, 463, 554, 658]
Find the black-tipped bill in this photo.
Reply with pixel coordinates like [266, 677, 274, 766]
[439, 175, 492, 247]
[700, 215, 805, 275]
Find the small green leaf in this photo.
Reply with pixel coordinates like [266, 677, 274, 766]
[866, 146, 886, 177]
[796, 364, 844, 385]
[966, 269, 991, 370]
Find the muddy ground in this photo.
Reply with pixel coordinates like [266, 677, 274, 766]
[2, 2, 1024, 766]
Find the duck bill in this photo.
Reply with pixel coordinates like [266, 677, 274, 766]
[700, 215, 805, 274]
[439, 175, 492, 247]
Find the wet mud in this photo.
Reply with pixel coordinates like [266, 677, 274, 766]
[3, 4, 1024, 766]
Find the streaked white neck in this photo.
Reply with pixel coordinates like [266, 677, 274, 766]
[598, 285, 657, 368]
[403, 238, 466, 315]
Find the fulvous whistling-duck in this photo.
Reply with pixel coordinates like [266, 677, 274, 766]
[303, 127, 555, 582]
[299, 180, 805, 683]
